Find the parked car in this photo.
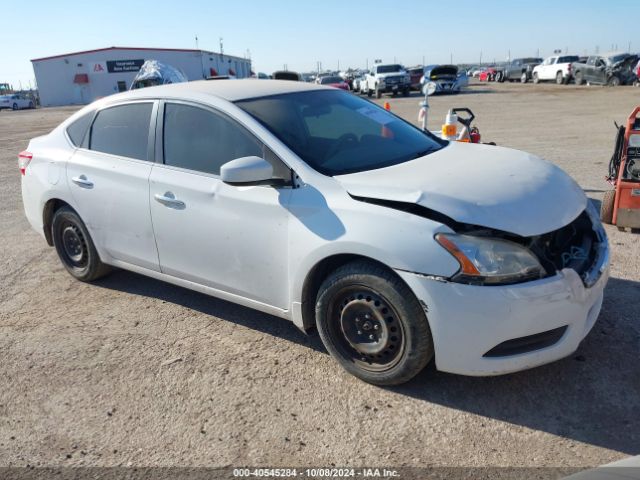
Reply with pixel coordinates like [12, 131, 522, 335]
[532, 55, 579, 84]
[408, 67, 425, 90]
[272, 71, 303, 81]
[571, 53, 639, 86]
[419, 65, 464, 94]
[472, 67, 487, 78]
[318, 75, 350, 90]
[130, 60, 187, 90]
[478, 67, 497, 82]
[352, 75, 364, 93]
[456, 69, 470, 88]
[497, 58, 543, 83]
[0, 93, 34, 110]
[361, 64, 411, 98]
[20, 80, 609, 385]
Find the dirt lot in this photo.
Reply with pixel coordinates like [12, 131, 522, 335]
[0, 81, 639, 470]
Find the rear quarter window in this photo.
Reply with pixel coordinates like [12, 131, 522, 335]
[66, 111, 94, 147]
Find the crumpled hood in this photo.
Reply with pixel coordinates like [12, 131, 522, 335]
[335, 142, 587, 237]
[428, 65, 458, 79]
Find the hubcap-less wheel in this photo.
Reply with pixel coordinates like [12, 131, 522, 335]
[61, 223, 88, 267]
[329, 287, 405, 372]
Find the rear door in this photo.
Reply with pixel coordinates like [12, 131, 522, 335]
[66, 101, 160, 271]
[148, 101, 292, 308]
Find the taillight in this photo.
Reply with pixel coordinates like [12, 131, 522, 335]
[19, 151, 33, 175]
[567, 63, 572, 73]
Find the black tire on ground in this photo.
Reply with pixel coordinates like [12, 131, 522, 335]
[600, 190, 616, 224]
[367, 88, 372, 98]
[520, 72, 528, 83]
[403, 87, 410, 96]
[29, 101, 34, 109]
[608, 75, 621, 87]
[12, 103, 18, 110]
[52, 206, 111, 282]
[375, 88, 382, 99]
[556, 71, 564, 84]
[533, 73, 540, 84]
[315, 260, 434, 386]
[574, 71, 583, 85]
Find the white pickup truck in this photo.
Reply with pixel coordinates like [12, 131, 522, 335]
[532, 55, 579, 84]
[361, 64, 411, 98]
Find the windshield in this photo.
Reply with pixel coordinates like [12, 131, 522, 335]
[236, 90, 446, 176]
[377, 64, 403, 73]
[320, 76, 343, 84]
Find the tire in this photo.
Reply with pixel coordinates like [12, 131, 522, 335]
[51, 206, 111, 282]
[366, 87, 372, 98]
[533, 73, 540, 84]
[375, 87, 382, 99]
[600, 190, 615, 224]
[574, 71, 583, 85]
[520, 72, 528, 83]
[28, 101, 34, 109]
[403, 87, 410, 96]
[315, 260, 434, 386]
[608, 75, 621, 87]
[556, 71, 564, 84]
[12, 103, 18, 110]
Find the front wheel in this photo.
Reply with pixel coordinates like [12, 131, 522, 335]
[533, 73, 540, 84]
[375, 87, 382, 99]
[556, 71, 564, 84]
[12, 103, 18, 110]
[520, 72, 528, 83]
[608, 75, 621, 87]
[315, 260, 434, 386]
[52, 206, 111, 282]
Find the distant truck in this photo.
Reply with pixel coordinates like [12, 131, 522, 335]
[497, 57, 543, 83]
[570, 53, 639, 86]
[532, 55, 579, 84]
[361, 64, 411, 98]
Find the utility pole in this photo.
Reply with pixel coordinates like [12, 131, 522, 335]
[450, 52, 453, 64]
[366, 58, 368, 70]
[195, 35, 199, 49]
[337, 59, 340, 71]
[422, 55, 425, 66]
[629, 41, 632, 53]
[479, 51, 482, 66]
[219, 37, 224, 56]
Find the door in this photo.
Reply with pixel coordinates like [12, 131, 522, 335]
[593, 57, 607, 84]
[541, 57, 556, 80]
[148, 101, 292, 308]
[66, 101, 160, 271]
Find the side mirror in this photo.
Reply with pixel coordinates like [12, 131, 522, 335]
[221, 156, 274, 186]
[422, 81, 437, 96]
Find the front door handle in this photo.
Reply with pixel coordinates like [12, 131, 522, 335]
[154, 192, 186, 210]
[71, 175, 93, 189]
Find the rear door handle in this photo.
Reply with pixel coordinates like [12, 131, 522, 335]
[154, 192, 186, 210]
[71, 175, 93, 189]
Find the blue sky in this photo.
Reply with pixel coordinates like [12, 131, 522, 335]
[1, 0, 637, 88]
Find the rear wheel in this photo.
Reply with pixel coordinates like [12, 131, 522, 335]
[403, 87, 410, 96]
[556, 71, 564, 84]
[12, 103, 18, 110]
[375, 87, 382, 99]
[52, 206, 111, 282]
[574, 71, 583, 85]
[520, 72, 528, 83]
[28, 101, 34, 109]
[315, 260, 434, 386]
[366, 86, 372, 97]
[601, 190, 616, 224]
[533, 72, 540, 84]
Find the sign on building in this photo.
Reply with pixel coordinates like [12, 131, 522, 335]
[106, 59, 145, 73]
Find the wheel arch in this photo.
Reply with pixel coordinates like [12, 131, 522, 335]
[42, 198, 73, 246]
[298, 253, 407, 332]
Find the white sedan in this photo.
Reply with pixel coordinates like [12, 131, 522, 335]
[20, 80, 609, 385]
[0, 93, 34, 110]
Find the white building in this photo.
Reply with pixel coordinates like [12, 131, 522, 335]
[32, 46, 253, 107]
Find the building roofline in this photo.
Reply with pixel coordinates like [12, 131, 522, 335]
[31, 46, 248, 62]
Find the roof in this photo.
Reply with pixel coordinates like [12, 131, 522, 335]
[31, 46, 246, 62]
[107, 79, 327, 103]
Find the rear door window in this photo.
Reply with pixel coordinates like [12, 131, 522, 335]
[89, 103, 153, 160]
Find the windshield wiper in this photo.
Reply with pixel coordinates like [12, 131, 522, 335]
[411, 149, 433, 160]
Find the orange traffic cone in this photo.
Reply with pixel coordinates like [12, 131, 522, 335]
[381, 101, 393, 138]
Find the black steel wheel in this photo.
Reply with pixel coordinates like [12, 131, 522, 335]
[316, 260, 434, 385]
[52, 206, 111, 281]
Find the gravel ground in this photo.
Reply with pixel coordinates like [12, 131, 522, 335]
[0, 81, 638, 470]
